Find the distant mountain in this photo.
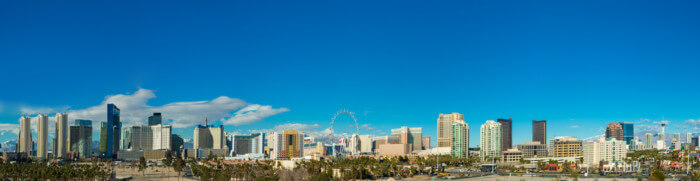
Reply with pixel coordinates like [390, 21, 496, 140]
[183, 139, 193, 149]
[1, 139, 17, 152]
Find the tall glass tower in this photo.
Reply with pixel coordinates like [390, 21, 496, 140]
[103, 104, 121, 158]
[620, 122, 634, 144]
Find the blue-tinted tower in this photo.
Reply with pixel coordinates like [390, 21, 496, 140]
[620, 122, 634, 144]
[104, 104, 121, 158]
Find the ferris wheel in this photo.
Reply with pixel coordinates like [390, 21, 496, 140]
[329, 109, 360, 140]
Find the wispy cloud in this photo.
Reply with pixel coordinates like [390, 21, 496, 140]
[0, 124, 20, 135]
[636, 118, 651, 123]
[653, 120, 670, 125]
[570, 125, 579, 128]
[685, 119, 700, 130]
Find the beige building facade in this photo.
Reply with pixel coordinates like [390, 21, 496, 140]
[437, 113, 464, 147]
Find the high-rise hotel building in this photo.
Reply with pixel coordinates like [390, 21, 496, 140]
[37, 114, 49, 159]
[18, 116, 32, 153]
[532, 120, 547, 145]
[390, 126, 423, 151]
[605, 122, 623, 141]
[480, 120, 502, 160]
[55, 113, 68, 158]
[270, 130, 303, 159]
[100, 104, 121, 158]
[497, 118, 513, 150]
[437, 113, 465, 147]
[620, 122, 634, 144]
[70, 119, 93, 158]
[194, 117, 227, 150]
[451, 122, 469, 158]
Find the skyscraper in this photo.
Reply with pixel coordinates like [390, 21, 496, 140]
[644, 133, 655, 150]
[437, 113, 465, 147]
[605, 122, 623, 141]
[70, 119, 92, 158]
[129, 124, 172, 150]
[532, 120, 547, 145]
[194, 117, 227, 150]
[480, 120, 502, 160]
[102, 104, 121, 158]
[270, 130, 303, 159]
[451, 122, 469, 158]
[55, 113, 68, 158]
[620, 122, 634, 144]
[228, 132, 267, 156]
[497, 118, 512, 150]
[37, 114, 48, 159]
[18, 116, 32, 153]
[148, 112, 162, 126]
[686, 133, 692, 143]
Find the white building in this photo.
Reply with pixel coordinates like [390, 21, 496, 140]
[228, 132, 266, 156]
[194, 124, 227, 150]
[480, 120, 502, 160]
[55, 113, 68, 158]
[583, 137, 627, 167]
[128, 124, 172, 150]
[451, 122, 469, 158]
[19, 116, 32, 153]
[687, 133, 693, 143]
[437, 113, 465, 148]
[644, 133, 655, 150]
[37, 114, 49, 159]
[349, 134, 372, 154]
[269, 131, 304, 159]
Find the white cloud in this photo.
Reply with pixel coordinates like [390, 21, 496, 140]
[23, 88, 288, 130]
[570, 125, 579, 128]
[0, 124, 19, 135]
[20, 106, 57, 115]
[273, 123, 321, 131]
[653, 120, 670, 125]
[636, 118, 651, 123]
[637, 125, 658, 132]
[223, 104, 290, 126]
[685, 119, 700, 130]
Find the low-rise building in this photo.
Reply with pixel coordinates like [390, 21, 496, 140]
[377, 143, 411, 156]
[549, 136, 583, 157]
[516, 141, 548, 158]
[501, 148, 523, 163]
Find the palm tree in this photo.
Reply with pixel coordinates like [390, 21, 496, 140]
[139, 156, 147, 176]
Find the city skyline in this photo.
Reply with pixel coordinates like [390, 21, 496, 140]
[1, 90, 699, 149]
[2, 0, 700, 149]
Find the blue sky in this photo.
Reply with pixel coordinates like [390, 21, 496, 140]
[1, 0, 700, 147]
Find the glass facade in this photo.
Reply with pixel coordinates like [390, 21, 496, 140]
[148, 112, 162, 126]
[620, 122, 634, 144]
[102, 103, 121, 158]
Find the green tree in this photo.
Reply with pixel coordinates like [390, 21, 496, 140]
[139, 156, 147, 176]
[649, 168, 665, 181]
[173, 157, 186, 181]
